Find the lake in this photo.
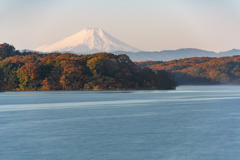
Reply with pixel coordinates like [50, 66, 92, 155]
[1, 85, 240, 160]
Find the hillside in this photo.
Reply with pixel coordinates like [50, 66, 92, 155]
[0, 43, 175, 91]
[136, 56, 240, 85]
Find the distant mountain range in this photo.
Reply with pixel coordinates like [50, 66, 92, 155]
[114, 49, 240, 62]
[34, 28, 240, 62]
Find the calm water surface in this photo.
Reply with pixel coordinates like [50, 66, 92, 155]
[1, 85, 240, 160]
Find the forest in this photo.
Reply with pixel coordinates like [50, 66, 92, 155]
[136, 56, 240, 85]
[0, 43, 176, 91]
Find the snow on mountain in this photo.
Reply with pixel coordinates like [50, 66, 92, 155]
[35, 28, 140, 53]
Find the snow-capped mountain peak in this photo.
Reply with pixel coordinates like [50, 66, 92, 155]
[35, 28, 140, 53]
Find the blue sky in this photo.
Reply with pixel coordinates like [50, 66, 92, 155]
[1, 0, 240, 52]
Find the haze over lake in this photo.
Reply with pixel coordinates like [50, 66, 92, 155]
[1, 85, 240, 160]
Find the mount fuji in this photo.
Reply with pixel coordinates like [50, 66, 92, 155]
[35, 28, 140, 53]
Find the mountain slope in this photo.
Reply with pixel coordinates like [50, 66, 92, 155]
[35, 28, 140, 53]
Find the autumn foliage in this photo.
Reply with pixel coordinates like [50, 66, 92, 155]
[0, 43, 176, 91]
[136, 56, 240, 85]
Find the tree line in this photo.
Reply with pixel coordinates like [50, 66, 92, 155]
[0, 43, 176, 91]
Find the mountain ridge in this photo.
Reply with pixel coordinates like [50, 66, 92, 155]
[114, 48, 240, 61]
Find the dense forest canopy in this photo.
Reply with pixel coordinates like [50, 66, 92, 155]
[136, 56, 240, 85]
[0, 43, 176, 91]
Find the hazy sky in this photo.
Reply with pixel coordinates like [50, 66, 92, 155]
[1, 0, 240, 52]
